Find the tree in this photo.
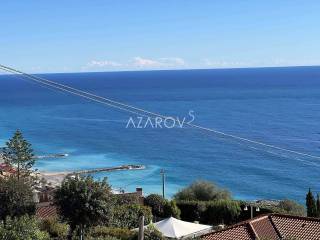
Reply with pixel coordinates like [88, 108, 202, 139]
[54, 176, 113, 240]
[163, 200, 181, 219]
[278, 199, 306, 216]
[145, 194, 166, 217]
[3, 130, 35, 180]
[316, 194, 320, 218]
[306, 188, 317, 217]
[0, 176, 35, 221]
[0, 215, 50, 240]
[145, 194, 181, 219]
[174, 180, 231, 201]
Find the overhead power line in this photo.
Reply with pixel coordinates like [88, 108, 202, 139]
[1, 64, 320, 162]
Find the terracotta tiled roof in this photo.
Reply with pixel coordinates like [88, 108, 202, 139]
[36, 202, 57, 219]
[201, 214, 320, 240]
[271, 214, 320, 239]
[251, 215, 280, 239]
[202, 224, 255, 240]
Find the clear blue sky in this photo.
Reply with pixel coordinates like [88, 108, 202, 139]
[1, 1, 319, 73]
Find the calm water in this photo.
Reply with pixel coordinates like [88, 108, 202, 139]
[0, 67, 320, 202]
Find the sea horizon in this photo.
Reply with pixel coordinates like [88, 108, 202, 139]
[1, 64, 320, 76]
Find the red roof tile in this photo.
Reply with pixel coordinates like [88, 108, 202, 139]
[271, 214, 320, 239]
[251, 215, 280, 239]
[201, 214, 320, 240]
[202, 225, 255, 240]
[36, 202, 57, 219]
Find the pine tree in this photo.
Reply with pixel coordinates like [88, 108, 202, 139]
[316, 194, 320, 217]
[2, 130, 35, 180]
[306, 188, 317, 217]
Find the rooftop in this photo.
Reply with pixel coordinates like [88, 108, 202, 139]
[201, 214, 320, 240]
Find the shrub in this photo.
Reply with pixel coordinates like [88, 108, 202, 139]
[145, 194, 181, 219]
[163, 200, 181, 219]
[203, 200, 241, 225]
[145, 194, 166, 217]
[111, 204, 152, 229]
[0, 215, 50, 240]
[39, 218, 69, 240]
[177, 200, 241, 224]
[113, 194, 141, 206]
[0, 176, 35, 221]
[144, 225, 165, 240]
[278, 199, 306, 216]
[174, 180, 231, 201]
[88, 226, 134, 240]
[176, 201, 206, 222]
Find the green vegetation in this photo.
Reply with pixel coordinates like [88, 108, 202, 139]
[113, 193, 141, 206]
[163, 200, 180, 219]
[2, 130, 35, 180]
[54, 175, 113, 239]
[0, 215, 50, 240]
[87, 226, 134, 240]
[277, 199, 305, 216]
[203, 200, 241, 225]
[111, 204, 152, 229]
[144, 225, 165, 240]
[0, 176, 35, 221]
[144, 194, 180, 219]
[306, 188, 320, 217]
[174, 180, 231, 201]
[39, 218, 69, 240]
[0, 130, 313, 239]
[177, 200, 241, 225]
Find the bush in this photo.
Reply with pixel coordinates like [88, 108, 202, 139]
[39, 218, 69, 240]
[176, 201, 206, 222]
[145, 194, 166, 217]
[174, 180, 231, 201]
[145, 194, 181, 219]
[0, 215, 50, 240]
[144, 225, 165, 240]
[0, 176, 35, 221]
[86, 237, 120, 240]
[88, 226, 135, 240]
[111, 204, 152, 229]
[113, 194, 141, 206]
[202, 200, 241, 225]
[277, 199, 306, 216]
[177, 200, 241, 224]
[252, 199, 306, 218]
[163, 200, 181, 219]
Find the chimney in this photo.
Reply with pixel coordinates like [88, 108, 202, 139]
[136, 187, 143, 196]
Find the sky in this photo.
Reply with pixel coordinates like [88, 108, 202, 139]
[1, 1, 319, 73]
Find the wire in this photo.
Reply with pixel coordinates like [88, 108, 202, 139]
[1, 64, 320, 161]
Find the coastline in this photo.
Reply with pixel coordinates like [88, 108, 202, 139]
[40, 164, 146, 187]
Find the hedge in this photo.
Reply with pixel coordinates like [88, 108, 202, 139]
[177, 200, 241, 225]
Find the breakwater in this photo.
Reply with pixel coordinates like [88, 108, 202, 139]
[72, 164, 145, 175]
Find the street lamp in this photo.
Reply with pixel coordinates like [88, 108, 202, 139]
[244, 205, 260, 219]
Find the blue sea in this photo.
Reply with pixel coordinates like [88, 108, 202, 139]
[1, 66, 320, 202]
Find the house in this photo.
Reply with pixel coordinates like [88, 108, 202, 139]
[114, 187, 145, 205]
[0, 163, 16, 177]
[201, 213, 320, 240]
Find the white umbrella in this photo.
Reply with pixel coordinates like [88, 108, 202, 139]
[151, 217, 212, 239]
